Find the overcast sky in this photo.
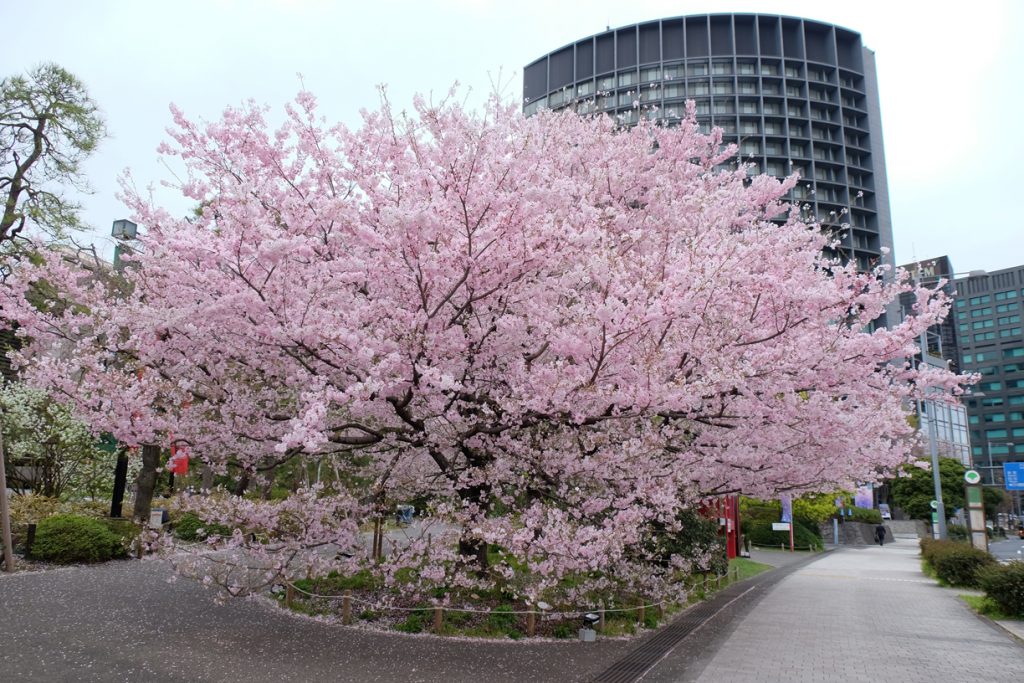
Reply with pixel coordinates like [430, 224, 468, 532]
[7, 0, 1023, 272]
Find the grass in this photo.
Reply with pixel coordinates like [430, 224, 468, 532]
[729, 557, 774, 581]
[960, 594, 1017, 621]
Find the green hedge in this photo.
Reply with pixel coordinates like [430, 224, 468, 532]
[977, 561, 1024, 617]
[920, 538, 995, 587]
[847, 507, 882, 524]
[745, 519, 823, 550]
[173, 512, 233, 542]
[30, 514, 129, 564]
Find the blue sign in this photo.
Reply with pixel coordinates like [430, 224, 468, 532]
[1004, 462, 1024, 491]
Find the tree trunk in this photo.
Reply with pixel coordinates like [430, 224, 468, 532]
[0, 413, 16, 572]
[132, 444, 161, 524]
[110, 451, 129, 517]
[233, 471, 250, 496]
[455, 480, 491, 575]
[458, 536, 490, 574]
[200, 465, 214, 492]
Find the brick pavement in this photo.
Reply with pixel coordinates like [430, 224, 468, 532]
[642, 537, 1023, 682]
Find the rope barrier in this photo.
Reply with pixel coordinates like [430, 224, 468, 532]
[285, 565, 739, 617]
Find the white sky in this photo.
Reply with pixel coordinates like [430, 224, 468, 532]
[7, 0, 1023, 272]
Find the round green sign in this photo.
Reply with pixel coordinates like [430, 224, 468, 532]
[930, 500, 938, 510]
[964, 470, 981, 485]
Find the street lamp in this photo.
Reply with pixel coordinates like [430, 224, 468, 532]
[910, 267, 986, 540]
[984, 441, 1016, 487]
[108, 219, 137, 517]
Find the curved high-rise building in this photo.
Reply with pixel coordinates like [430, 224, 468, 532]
[523, 14, 893, 273]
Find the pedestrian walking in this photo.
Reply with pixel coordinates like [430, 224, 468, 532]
[874, 523, 887, 546]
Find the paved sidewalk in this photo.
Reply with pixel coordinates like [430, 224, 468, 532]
[0, 560, 631, 682]
[644, 537, 1023, 682]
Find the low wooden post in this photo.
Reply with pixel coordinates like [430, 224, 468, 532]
[656, 602, 664, 620]
[599, 607, 605, 632]
[342, 590, 352, 624]
[637, 603, 645, 625]
[25, 523, 36, 557]
[526, 610, 536, 637]
[433, 607, 443, 634]
[285, 583, 295, 608]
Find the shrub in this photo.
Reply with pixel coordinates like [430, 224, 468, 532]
[30, 514, 128, 563]
[745, 519, 823, 550]
[848, 507, 882, 524]
[977, 561, 1024, 617]
[173, 512, 232, 542]
[947, 525, 968, 542]
[924, 540, 995, 587]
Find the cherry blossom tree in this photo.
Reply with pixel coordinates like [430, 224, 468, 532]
[2, 91, 965, 600]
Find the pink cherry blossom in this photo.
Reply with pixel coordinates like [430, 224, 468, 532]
[2, 90, 967, 599]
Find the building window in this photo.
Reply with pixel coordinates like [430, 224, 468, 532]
[975, 332, 997, 341]
[1006, 347, 1024, 358]
[640, 67, 661, 83]
[764, 122, 784, 135]
[983, 413, 1006, 422]
[786, 85, 803, 98]
[663, 84, 684, 98]
[999, 327, 1022, 338]
[688, 62, 709, 76]
[577, 81, 595, 98]
[790, 142, 807, 156]
[969, 295, 991, 305]
[982, 397, 1005, 407]
[986, 428, 1009, 438]
[714, 101, 736, 115]
[995, 290, 1019, 301]
[710, 60, 731, 75]
[663, 64, 684, 79]
[998, 315, 1021, 325]
[691, 80, 710, 96]
[761, 62, 780, 75]
[712, 81, 735, 95]
[981, 381, 1003, 392]
[972, 320, 995, 330]
[785, 65, 801, 78]
[971, 307, 993, 318]
[740, 120, 760, 135]
[1010, 396, 1024, 406]
[996, 303, 1019, 313]
[741, 141, 761, 156]
[762, 82, 781, 95]
[618, 71, 637, 87]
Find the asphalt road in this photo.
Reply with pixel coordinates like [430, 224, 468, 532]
[988, 536, 1024, 562]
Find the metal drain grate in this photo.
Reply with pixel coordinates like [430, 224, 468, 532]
[590, 553, 826, 683]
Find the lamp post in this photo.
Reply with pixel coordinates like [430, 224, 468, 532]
[909, 267, 986, 540]
[109, 219, 137, 518]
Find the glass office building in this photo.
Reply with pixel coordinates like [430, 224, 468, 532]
[523, 14, 894, 274]
[954, 266, 1024, 484]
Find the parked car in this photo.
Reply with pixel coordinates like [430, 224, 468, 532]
[878, 504, 892, 520]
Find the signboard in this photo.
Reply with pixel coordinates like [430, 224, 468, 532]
[780, 494, 792, 524]
[964, 470, 981, 485]
[854, 484, 873, 509]
[772, 522, 791, 531]
[1003, 462, 1024, 491]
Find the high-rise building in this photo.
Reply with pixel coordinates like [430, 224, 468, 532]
[953, 265, 1024, 484]
[523, 14, 894, 274]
